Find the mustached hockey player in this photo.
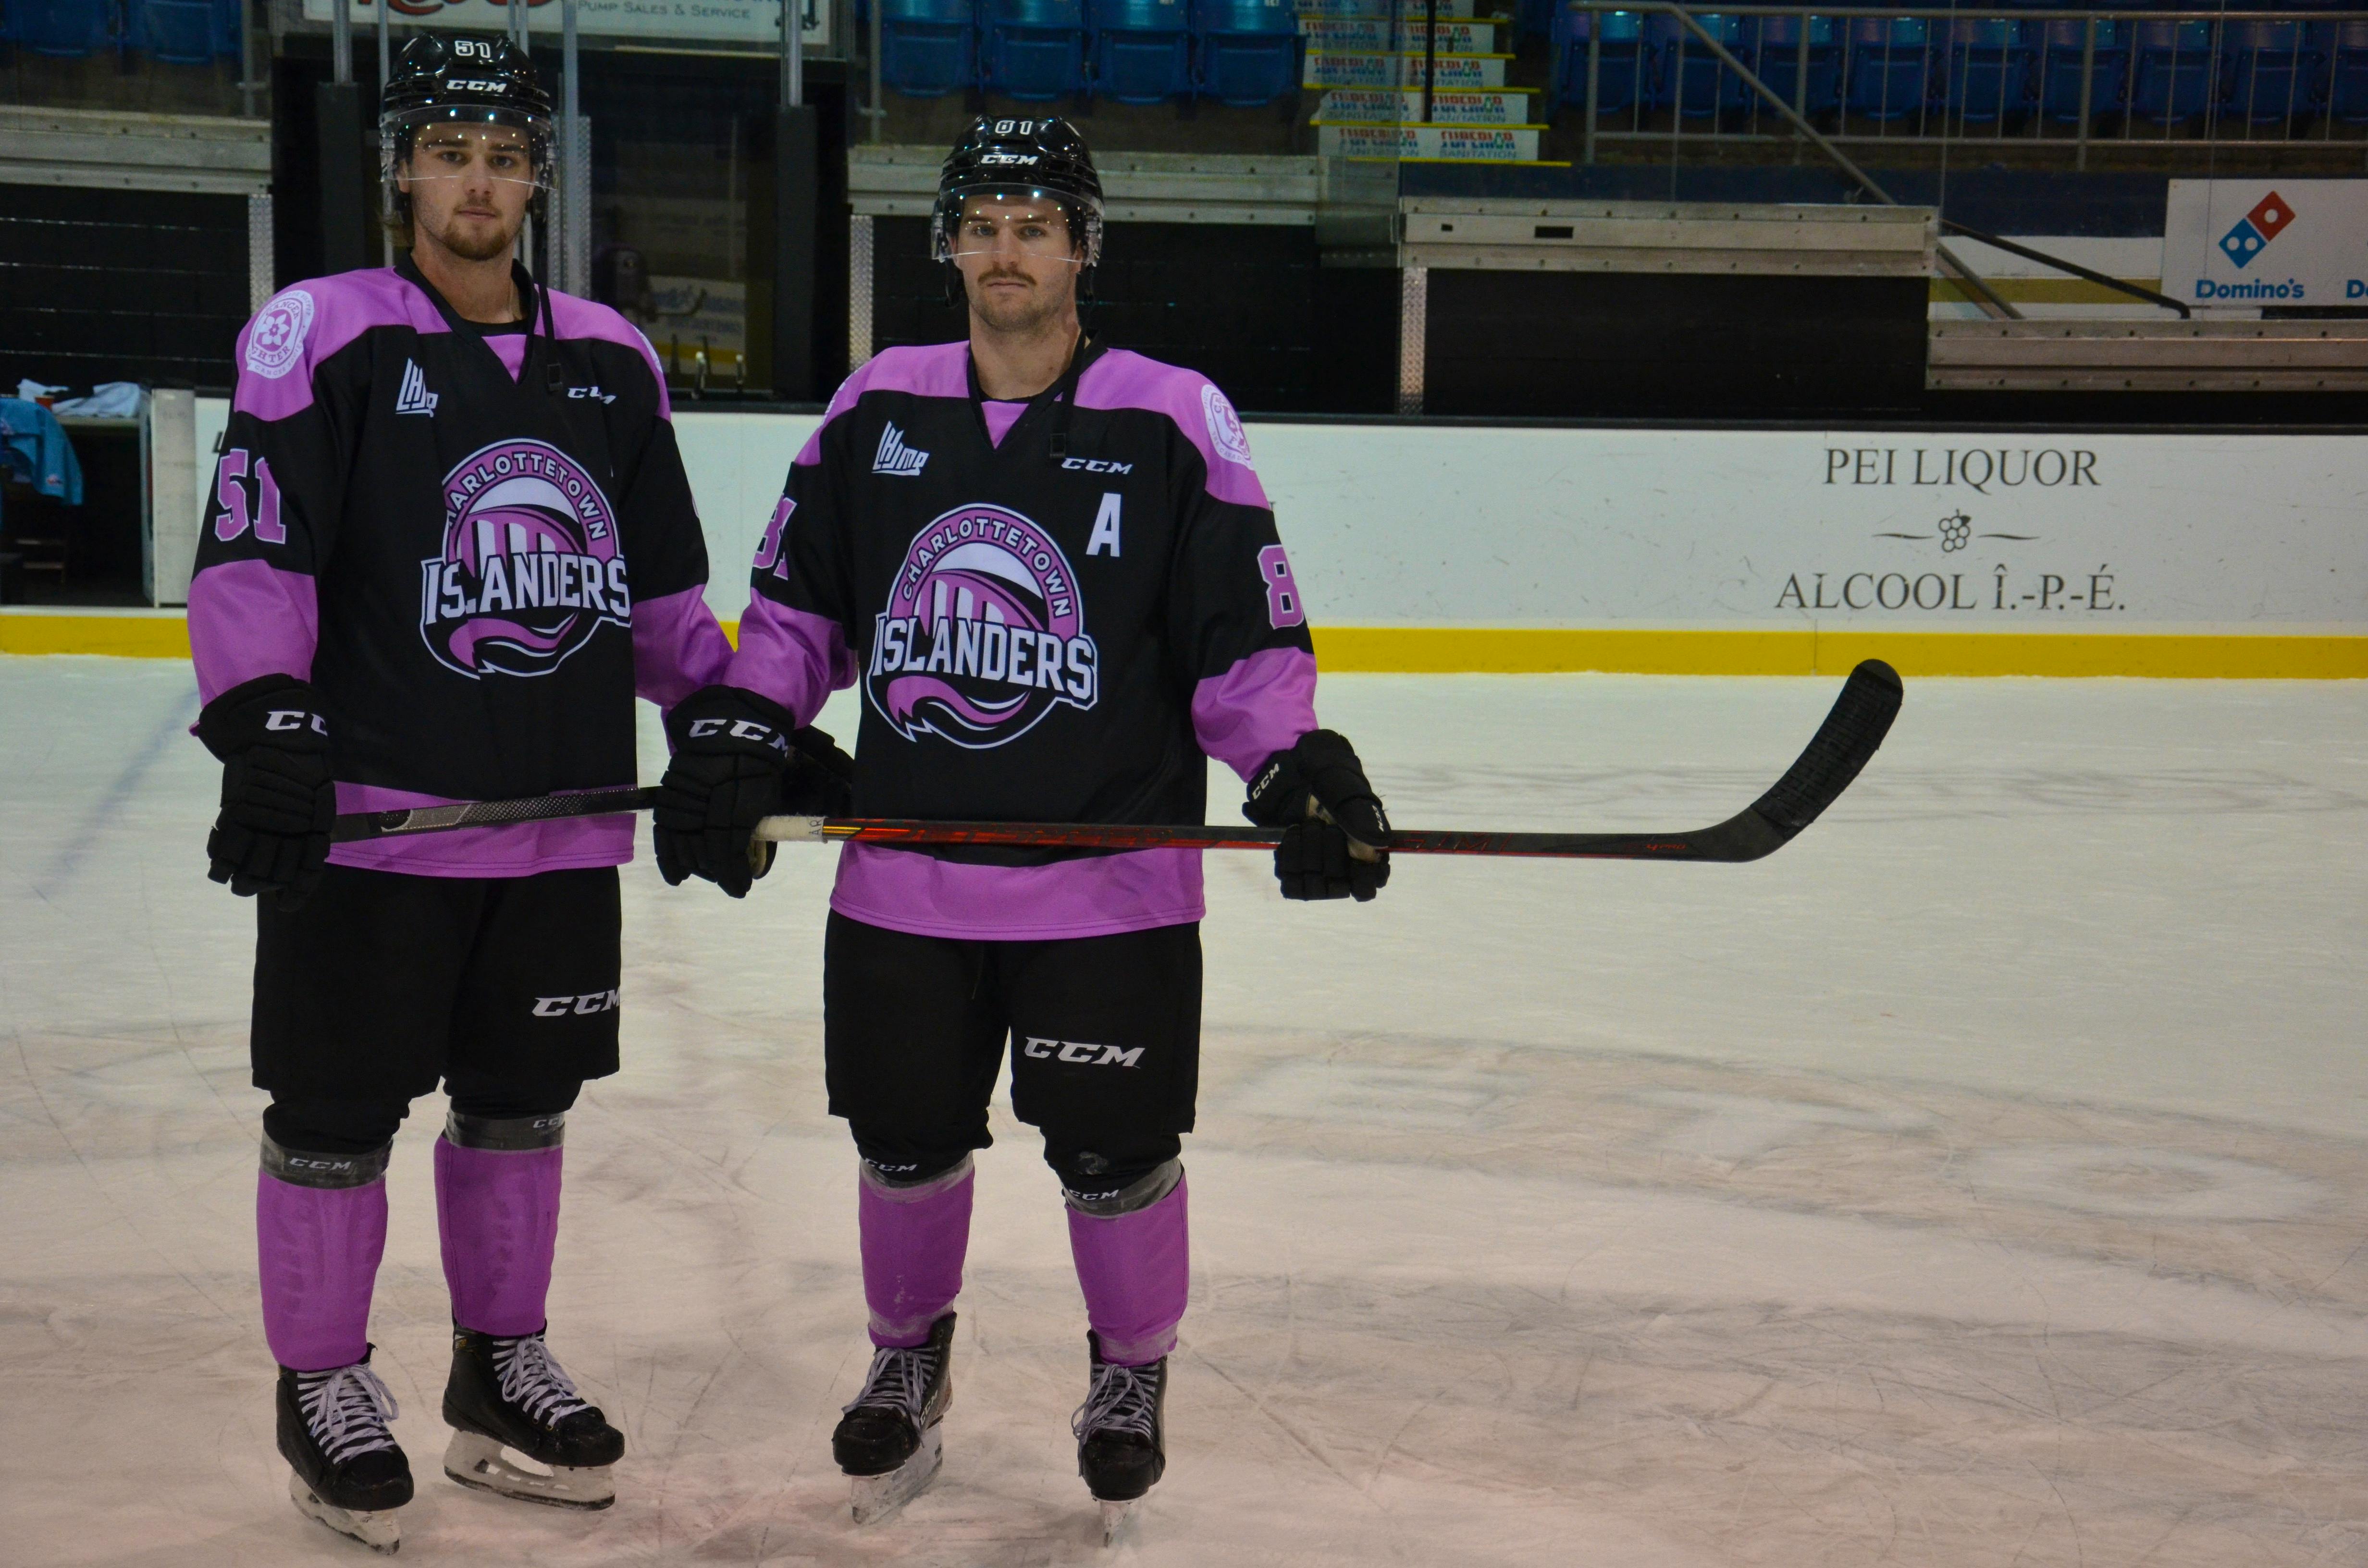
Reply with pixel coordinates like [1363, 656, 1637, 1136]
[186, 35, 793, 1553]
[654, 116, 1392, 1537]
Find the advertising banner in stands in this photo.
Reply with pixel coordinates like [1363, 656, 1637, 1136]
[301, 0, 829, 48]
[2161, 179, 2368, 312]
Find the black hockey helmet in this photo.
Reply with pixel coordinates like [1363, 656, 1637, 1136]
[931, 115, 1104, 270]
[379, 33, 554, 207]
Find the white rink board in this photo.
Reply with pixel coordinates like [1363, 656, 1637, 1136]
[185, 404, 2368, 632]
[655, 414, 2368, 631]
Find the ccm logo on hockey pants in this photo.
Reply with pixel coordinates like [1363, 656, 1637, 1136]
[1023, 1037, 1143, 1068]
[533, 990, 620, 1018]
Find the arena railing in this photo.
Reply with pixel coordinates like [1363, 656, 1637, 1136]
[1553, 3, 2368, 168]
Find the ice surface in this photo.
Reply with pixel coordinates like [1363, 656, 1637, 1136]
[3, 660, 2364, 1566]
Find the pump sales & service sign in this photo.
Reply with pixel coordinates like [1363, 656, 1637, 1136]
[2161, 179, 2368, 309]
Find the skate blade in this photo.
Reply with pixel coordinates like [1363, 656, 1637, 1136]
[442, 1429, 616, 1510]
[1099, 1498, 1140, 1547]
[289, 1471, 402, 1554]
[848, 1425, 943, 1525]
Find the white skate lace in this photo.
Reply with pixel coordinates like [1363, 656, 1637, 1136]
[842, 1342, 939, 1418]
[297, 1362, 401, 1465]
[1071, 1361, 1159, 1443]
[492, 1334, 593, 1426]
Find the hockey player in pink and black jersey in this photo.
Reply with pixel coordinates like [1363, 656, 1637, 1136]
[186, 35, 841, 1554]
[654, 115, 1392, 1534]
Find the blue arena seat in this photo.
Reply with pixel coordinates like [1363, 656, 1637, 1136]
[2329, 19, 2368, 120]
[136, 0, 215, 63]
[2035, 18, 2127, 123]
[2129, 20, 2217, 123]
[1552, 5, 1650, 116]
[2221, 20, 2318, 122]
[1194, 0, 1297, 107]
[1648, 12, 1750, 118]
[15, 0, 111, 57]
[1090, 0, 1192, 103]
[879, 0, 977, 97]
[1936, 17, 2034, 124]
[1748, 13, 1841, 120]
[982, 0, 1088, 99]
[210, 0, 241, 59]
[1845, 15, 1931, 122]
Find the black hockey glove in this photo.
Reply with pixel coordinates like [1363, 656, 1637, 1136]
[655, 685, 853, 898]
[195, 673, 335, 908]
[1243, 729, 1392, 903]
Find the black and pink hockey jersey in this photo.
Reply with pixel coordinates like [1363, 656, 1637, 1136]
[726, 338, 1320, 940]
[188, 258, 731, 876]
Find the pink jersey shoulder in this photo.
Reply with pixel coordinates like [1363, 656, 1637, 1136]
[1075, 349, 1268, 509]
[234, 267, 430, 422]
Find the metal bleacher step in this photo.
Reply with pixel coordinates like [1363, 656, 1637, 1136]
[1312, 86, 1539, 126]
[1927, 319, 2368, 392]
[1302, 49, 1514, 90]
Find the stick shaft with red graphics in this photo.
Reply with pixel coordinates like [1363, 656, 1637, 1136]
[330, 660, 1902, 863]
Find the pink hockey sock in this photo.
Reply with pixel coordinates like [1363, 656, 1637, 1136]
[257, 1166, 388, 1372]
[1067, 1174, 1189, 1366]
[435, 1132, 563, 1338]
[860, 1159, 974, 1348]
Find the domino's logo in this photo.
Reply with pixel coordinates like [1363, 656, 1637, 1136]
[2218, 190, 2294, 270]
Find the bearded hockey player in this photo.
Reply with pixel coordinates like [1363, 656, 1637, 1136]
[186, 34, 790, 1553]
[654, 116, 1392, 1537]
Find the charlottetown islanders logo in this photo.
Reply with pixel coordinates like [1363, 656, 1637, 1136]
[418, 439, 630, 679]
[864, 502, 1098, 748]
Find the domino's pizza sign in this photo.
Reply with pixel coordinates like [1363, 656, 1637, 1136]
[2163, 178, 2368, 309]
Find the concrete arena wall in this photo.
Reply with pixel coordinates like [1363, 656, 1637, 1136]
[4, 405, 2361, 677]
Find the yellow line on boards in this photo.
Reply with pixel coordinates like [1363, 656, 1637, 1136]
[2, 614, 2360, 679]
[1309, 627, 2368, 679]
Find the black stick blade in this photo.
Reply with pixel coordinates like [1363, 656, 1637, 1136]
[1744, 659, 1903, 841]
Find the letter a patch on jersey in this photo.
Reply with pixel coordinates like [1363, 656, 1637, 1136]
[1087, 493, 1122, 557]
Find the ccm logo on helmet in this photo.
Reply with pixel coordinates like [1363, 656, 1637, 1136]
[532, 990, 620, 1018]
[978, 152, 1039, 167]
[445, 78, 506, 92]
[1023, 1036, 1144, 1067]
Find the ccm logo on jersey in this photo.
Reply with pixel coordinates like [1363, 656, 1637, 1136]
[1060, 457, 1131, 474]
[1023, 1037, 1144, 1068]
[567, 385, 617, 404]
[532, 990, 620, 1018]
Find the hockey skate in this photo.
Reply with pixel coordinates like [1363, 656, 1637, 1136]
[1073, 1331, 1166, 1546]
[833, 1311, 955, 1524]
[278, 1351, 412, 1554]
[440, 1325, 624, 1509]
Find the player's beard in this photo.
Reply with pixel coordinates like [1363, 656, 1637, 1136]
[967, 266, 1073, 336]
[430, 209, 523, 264]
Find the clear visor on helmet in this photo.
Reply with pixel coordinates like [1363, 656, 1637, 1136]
[932, 184, 1103, 267]
[381, 106, 552, 196]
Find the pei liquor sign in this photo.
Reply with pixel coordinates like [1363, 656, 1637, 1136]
[1242, 426, 2368, 632]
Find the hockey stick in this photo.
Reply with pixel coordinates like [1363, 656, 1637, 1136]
[330, 659, 1901, 862]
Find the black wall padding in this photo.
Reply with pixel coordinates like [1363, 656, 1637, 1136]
[0, 184, 251, 390]
[1421, 272, 1929, 420]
